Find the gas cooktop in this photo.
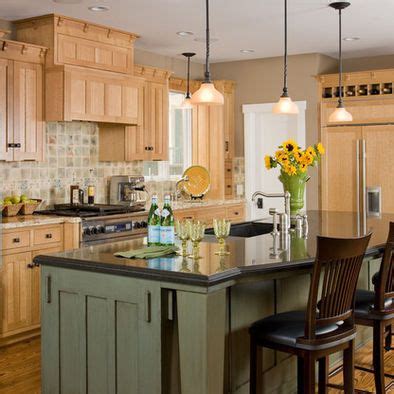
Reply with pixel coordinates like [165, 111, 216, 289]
[35, 203, 145, 218]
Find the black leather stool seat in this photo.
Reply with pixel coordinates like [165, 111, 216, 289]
[355, 289, 393, 319]
[249, 311, 341, 349]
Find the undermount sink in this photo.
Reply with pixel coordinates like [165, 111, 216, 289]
[206, 221, 273, 238]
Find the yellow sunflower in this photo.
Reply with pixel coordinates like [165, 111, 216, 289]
[317, 142, 325, 155]
[306, 146, 317, 157]
[300, 162, 308, 173]
[285, 165, 297, 176]
[282, 139, 298, 154]
[302, 153, 313, 166]
[294, 151, 303, 163]
[264, 155, 272, 170]
[276, 152, 289, 164]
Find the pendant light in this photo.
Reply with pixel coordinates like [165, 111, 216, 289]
[273, 0, 299, 115]
[329, 2, 353, 123]
[190, 0, 224, 106]
[180, 52, 196, 109]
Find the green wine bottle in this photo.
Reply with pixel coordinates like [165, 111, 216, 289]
[160, 195, 175, 246]
[147, 195, 161, 246]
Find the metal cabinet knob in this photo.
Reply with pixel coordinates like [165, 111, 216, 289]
[45, 233, 53, 239]
[13, 238, 20, 243]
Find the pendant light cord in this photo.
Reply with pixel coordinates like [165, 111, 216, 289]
[205, 0, 211, 83]
[338, 8, 343, 106]
[186, 56, 191, 98]
[282, 0, 288, 96]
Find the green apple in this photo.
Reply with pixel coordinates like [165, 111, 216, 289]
[11, 196, 21, 204]
[20, 194, 28, 202]
[3, 200, 12, 206]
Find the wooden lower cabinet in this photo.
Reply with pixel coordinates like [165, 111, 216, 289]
[41, 266, 161, 394]
[174, 202, 245, 228]
[0, 252, 33, 335]
[0, 222, 78, 345]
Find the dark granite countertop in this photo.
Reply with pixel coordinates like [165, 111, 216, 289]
[34, 211, 393, 287]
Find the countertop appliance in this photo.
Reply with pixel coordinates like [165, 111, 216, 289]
[109, 175, 148, 208]
[35, 203, 148, 245]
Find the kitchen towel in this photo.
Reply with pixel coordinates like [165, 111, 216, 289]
[114, 245, 179, 259]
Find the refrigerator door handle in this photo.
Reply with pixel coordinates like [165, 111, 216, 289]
[361, 139, 367, 234]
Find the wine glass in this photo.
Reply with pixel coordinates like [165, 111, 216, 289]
[175, 219, 191, 257]
[188, 220, 206, 260]
[213, 218, 231, 256]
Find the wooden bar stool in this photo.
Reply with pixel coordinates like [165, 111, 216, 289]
[354, 222, 394, 394]
[249, 234, 371, 394]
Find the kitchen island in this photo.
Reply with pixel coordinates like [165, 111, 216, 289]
[34, 211, 392, 394]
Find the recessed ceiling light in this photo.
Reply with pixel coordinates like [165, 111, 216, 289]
[176, 31, 194, 37]
[343, 37, 360, 41]
[88, 5, 110, 12]
[240, 49, 255, 54]
[194, 37, 218, 43]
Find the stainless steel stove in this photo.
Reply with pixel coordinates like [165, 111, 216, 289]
[35, 203, 148, 245]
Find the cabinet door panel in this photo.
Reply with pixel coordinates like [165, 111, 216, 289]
[0, 58, 13, 161]
[125, 125, 145, 161]
[321, 126, 362, 211]
[69, 76, 87, 117]
[105, 83, 122, 117]
[87, 80, 105, 116]
[0, 252, 32, 335]
[146, 82, 169, 161]
[13, 61, 43, 161]
[41, 267, 161, 393]
[363, 125, 394, 213]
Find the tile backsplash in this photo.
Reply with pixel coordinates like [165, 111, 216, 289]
[0, 122, 177, 207]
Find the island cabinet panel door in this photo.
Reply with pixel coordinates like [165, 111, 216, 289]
[41, 266, 162, 394]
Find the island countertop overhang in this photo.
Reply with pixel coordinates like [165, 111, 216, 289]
[33, 210, 392, 288]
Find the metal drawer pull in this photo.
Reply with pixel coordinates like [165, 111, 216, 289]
[13, 238, 20, 243]
[27, 263, 35, 269]
[45, 233, 53, 239]
[46, 276, 52, 304]
[145, 290, 151, 323]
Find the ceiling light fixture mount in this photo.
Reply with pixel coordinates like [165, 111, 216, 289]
[88, 5, 110, 12]
[329, 1, 353, 123]
[177, 31, 194, 37]
[240, 49, 255, 54]
[343, 36, 360, 41]
[273, 0, 299, 115]
[181, 52, 196, 109]
[190, 0, 224, 106]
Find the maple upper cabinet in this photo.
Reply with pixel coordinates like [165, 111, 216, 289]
[14, 14, 138, 74]
[46, 65, 144, 123]
[99, 65, 171, 161]
[0, 40, 45, 162]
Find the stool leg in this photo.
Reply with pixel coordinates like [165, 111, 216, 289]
[318, 356, 328, 394]
[385, 324, 392, 351]
[297, 357, 304, 394]
[249, 337, 263, 394]
[373, 321, 385, 394]
[303, 353, 316, 394]
[343, 339, 355, 394]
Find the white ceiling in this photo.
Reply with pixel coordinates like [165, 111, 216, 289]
[1, 0, 394, 63]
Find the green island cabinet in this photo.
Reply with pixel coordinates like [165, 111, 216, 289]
[41, 267, 162, 394]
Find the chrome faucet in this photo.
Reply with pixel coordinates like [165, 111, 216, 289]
[252, 191, 291, 217]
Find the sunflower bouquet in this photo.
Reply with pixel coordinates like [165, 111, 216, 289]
[265, 139, 325, 176]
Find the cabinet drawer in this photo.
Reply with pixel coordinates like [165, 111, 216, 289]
[174, 210, 196, 221]
[2, 231, 31, 251]
[226, 205, 245, 222]
[33, 226, 63, 246]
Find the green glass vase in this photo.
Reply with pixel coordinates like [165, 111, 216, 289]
[278, 171, 309, 216]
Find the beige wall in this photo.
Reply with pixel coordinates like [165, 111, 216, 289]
[134, 48, 204, 79]
[344, 54, 394, 72]
[212, 53, 337, 209]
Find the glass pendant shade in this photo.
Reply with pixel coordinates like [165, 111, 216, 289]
[180, 97, 194, 109]
[272, 96, 299, 115]
[190, 82, 224, 106]
[328, 106, 353, 122]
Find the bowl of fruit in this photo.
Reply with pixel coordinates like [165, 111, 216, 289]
[1, 195, 42, 216]
[1, 196, 24, 217]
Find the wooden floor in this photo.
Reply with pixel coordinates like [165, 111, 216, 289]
[0, 338, 392, 393]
